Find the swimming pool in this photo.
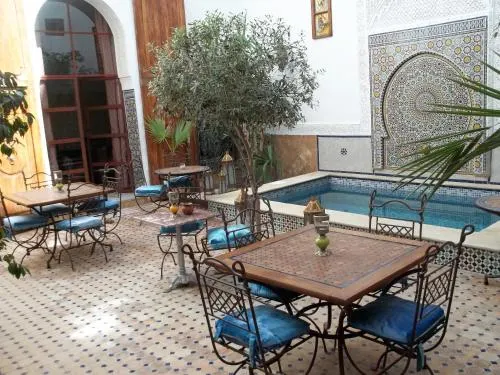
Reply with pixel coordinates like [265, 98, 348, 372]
[264, 177, 500, 231]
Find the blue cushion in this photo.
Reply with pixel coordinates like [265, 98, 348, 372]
[80, 198, 119, 212]
[55, 216, 103, 233]
[215, 304, 309, 367]
[2, 214, 49, 234]
[248, 282, 300, 303]
[168, 175, 192, 188]
[160, 220, 204, 234]
[37, 203, 70, 216]
[207, 224, 252, 250]
[349, 295, 445, 344]
[135, 185, 166, 197]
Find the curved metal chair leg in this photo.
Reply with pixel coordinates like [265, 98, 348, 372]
[305, 336, 319, 375]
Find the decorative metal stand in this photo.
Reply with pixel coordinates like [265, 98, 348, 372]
[314, 214, 331, 257]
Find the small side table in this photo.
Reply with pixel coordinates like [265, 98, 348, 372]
[134, 208, 215, 291]
[475, 195, 500, 285]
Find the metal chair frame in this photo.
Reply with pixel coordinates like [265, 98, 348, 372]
[201, 197, 275, 256]
[337, 224, 475, 375]
[49, 179, 112, 270]
[0, 189, 52, 264]
[368, 190, 428, 241]
[182, 244, 318, 374]
[157, 219, 209, 279]
[22, 171, 54, 190]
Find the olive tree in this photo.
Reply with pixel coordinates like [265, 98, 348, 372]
[149, 12, 319, 203]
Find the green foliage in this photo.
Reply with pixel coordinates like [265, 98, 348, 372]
[148, 12, 319, 195]
[146, 118, 193, 153]
[397, 55, 500, 197]
[0, 71, 33, 278]
[254, 144, 279, 184]
[0, 71, 34, 160]
[0, 228, 30, 278]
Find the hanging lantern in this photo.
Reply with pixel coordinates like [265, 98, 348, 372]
[303, 196, 325, 225]
[221, 151, 235, 190]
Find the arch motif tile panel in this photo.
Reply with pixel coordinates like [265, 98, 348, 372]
[369, 16, 488, 175]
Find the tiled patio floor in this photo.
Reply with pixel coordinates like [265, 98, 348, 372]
[0, 207, 498, 375]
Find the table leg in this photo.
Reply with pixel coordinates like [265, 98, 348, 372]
[166, 225, 195, 292]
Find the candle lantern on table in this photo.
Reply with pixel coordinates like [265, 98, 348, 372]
[313, 214, 331, 257]
[303, 196, 325, 225]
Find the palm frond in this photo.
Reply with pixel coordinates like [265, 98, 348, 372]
[397, 52, 500, 197]
[146, 117, 170, 144]
[172, 120, 193, 151]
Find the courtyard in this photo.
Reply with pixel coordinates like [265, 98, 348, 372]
[0, 205, 498, 375]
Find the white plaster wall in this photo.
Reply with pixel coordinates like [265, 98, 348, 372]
[318, 136, 372, 172]
[22, 0, 149, 181]
[184, 0, 362, 136]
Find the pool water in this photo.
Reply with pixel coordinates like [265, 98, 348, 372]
[270, 184, 499, 231]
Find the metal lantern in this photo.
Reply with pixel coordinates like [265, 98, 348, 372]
[221, 151, 236, 190]
[303, 196, 325, 225]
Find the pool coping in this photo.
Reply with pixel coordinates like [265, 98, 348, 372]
[207, 171, 500, 253]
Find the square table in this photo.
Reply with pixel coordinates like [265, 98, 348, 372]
[5, 183, 111, 211]
[216, 226, 429, 306]
[134, 208, 216, 291]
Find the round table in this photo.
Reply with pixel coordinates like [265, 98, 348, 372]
[475, 195, 500, 284]
[154, 165, 210, 178]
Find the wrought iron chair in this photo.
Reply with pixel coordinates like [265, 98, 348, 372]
[368, 189, 428, 241]
[76, 164, 124, 244]
[337, 224, 475, 375]
[0, 189, 51, 264]
[50, 178, 112, 270]
[201, 197, 275, 254]
[134, 181, 169, 213]
[182, 244, 318, 374]
[22, 171, 71, 217]
[202, 198, 300, 315]
[157, 218, 208, 279]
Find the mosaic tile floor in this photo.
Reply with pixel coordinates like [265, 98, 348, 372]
[0, 206, 498, 375]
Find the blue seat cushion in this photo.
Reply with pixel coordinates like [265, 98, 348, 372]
[207, 224, 253, 250]
[160, 220, 204, 234]
[168, 175, 192, 188]
[135, 185, 166, 197]
[215, 304, 309, 367]
[248, 282, 300, 303]
[2, 214, 49, 234]
[37, 203, 70, 216]
[349, 295, 445, 344]
[78, 198, 119, 213]
[55, 216, 103, 233]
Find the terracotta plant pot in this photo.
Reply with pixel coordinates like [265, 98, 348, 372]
[181, 203, 194, 215]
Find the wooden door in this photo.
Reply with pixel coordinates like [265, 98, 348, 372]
[133, 0, 197, 183]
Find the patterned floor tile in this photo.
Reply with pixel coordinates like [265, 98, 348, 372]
[0, 206, 498, 374]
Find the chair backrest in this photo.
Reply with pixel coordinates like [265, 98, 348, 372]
[65, 177, 106, 216]
[182, 244, 265, 366]
[384, 224, 474, 345]
[22, 171, 54, 190]
[103, 163, 125, 203]
[368, 189, 428, 240]
[219, 197, 276, 249]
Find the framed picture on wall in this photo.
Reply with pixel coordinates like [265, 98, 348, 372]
[311, 0, 332, 39]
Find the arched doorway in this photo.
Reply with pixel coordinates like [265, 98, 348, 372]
[36, 0, 132, 187]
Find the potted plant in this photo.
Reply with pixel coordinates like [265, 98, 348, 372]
[146, 117, 193, 167]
